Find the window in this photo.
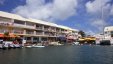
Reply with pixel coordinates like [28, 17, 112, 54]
[111, 31, 113, 37]
[26, 22, 34, 26]
[104, 31, 108, 34]
[0, 17, 11, 22]
[14, 20, 25, 24]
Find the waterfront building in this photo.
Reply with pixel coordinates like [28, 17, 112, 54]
[93, 26, 113, 45]
[93, 34, 104, 44]
[0, 11, 78, 44]
[104, 26, 113, 44]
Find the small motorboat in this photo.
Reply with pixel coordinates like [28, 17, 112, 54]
[25, 46, 32, 48]
[32, 45, 45, 48]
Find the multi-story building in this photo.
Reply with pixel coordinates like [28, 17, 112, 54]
[93, 26, 113, 45]
[104, 26, 113, 44]
[0, 11, 78, 44]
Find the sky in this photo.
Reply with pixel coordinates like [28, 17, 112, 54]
[0, 0, 113, 35]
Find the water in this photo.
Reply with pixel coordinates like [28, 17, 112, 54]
[0, 45, 113, 64]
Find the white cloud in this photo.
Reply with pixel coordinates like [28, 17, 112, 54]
[0, 0, 5, 5]
[12, 0, 78, 21]
[91, 19, 108, 31]
[86, 30, 95, 35]
[85, 0, 112, 33]
[85, 0, 111, 14]
[86, 0, 113, 16]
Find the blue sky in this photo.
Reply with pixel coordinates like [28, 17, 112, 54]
[0, 0, 113, 35]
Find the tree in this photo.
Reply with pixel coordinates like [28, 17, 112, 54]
[4, 32, 9, 37]
[78, 30, 86, 37]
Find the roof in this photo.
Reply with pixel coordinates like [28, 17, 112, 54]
[104, 26, 113, 31]
[0, 11, 26, 21]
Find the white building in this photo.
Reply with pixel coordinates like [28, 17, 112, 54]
[0, 11, 79, 44]
[104, 26, 113, 44]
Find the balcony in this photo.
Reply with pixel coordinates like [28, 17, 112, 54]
[58, 33, 66, 37]
[44, 28, 49, 31]
[44, 28, 56, 32]
[36, 27, 43, 30]
[13, 23, 36, 29]
[61, 31, 66, 33]
[44, 32, 56, 37]
[26, 31, 34, 35]
[36, 32, 43, 35]
[0, 30, 8, 33]
[13, 30, 23, 34]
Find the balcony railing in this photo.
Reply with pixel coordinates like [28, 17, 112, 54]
[36, 32, 43, 35]
[0, 30, 7, 33]
[13, 23, 36, 29]
[26, 32, 34, 35]
[36, 27, 43, 30]
[44, 28, 49, 31]
[44, 28, 56, 32]
[44, 33, 56, 37]
[25, 25, 36, 29]
[13, 31, 23, 34]
[61, 31, 67, 33]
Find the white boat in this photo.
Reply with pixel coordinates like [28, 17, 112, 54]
[25, 45, 45, 48]
[14, 44, 20, 48]
[32, 45, 45, 48]
[74, 42, 79, 45]
[25, 46, 32, 48]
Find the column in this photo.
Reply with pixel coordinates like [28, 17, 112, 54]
[34, 31, 36, 35]
[31, 37, 34, 43]
[23, 30, 26, 34]
[39, 37, 42, 43]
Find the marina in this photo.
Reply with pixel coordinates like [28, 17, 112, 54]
[0, 0, 113, 64]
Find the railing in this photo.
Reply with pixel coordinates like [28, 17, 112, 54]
[13, 23, 26, 28]
[26, 32, 34, 35]
[0, 30, 5, 33]
[44, 28, 56, 32]
[61, 31, 67, 33]
[36, 32, 43, 35]
[25, 25, 35, 29]
[13, 31, 23, 34]
[36, 27, 43, 30]
[0, 30, 10, 33]
[44, 28, 49, 31]
[13, 23, 36, 29]
[44, 33, 56, 36]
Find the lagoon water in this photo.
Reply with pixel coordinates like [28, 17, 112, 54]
[0, 45, 113, 64]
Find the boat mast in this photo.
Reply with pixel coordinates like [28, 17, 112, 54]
[101, 2, 105, 40]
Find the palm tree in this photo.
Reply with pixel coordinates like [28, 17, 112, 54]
[4, 32, 9, 37]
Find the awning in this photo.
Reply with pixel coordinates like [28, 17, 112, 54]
[0, 34, 4, 37]
[0, 33, 20, 37]
[9, 33, 20, 37]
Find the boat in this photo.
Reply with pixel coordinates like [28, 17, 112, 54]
[25, 46, 32, 48]
[25, 44, 45, 48]
[32, 45, 45, 48]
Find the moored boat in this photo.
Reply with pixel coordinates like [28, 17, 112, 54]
[32, 45, 45, 48]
